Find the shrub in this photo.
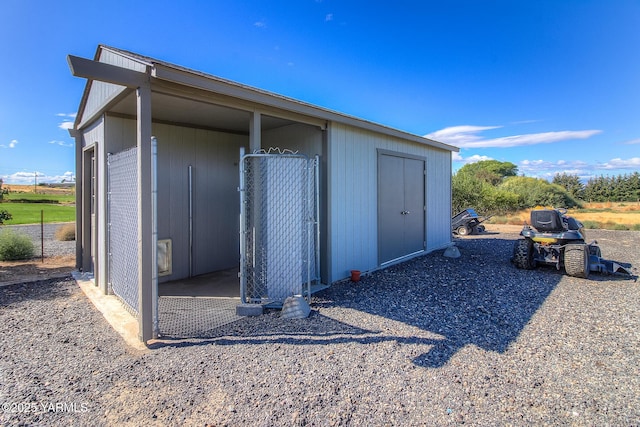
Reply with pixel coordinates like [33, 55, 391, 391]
[499, 176, 582, 209]
[0, 229, 34, 261]
[452, 173, 521, 215]
[0, 210, 11, 225]
[55, 223, 76, 241]
[632, 223, 640, 231]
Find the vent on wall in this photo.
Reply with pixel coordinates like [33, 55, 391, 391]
[158, 239, 172, 276]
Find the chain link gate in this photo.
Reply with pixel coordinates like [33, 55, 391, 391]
[239, 149, 320, 306]
[107, 148, 140, 315]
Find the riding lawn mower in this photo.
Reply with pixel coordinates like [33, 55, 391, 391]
[512, 208, 633, 278]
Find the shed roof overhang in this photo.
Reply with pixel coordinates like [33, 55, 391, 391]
[69, 45, 459, 153]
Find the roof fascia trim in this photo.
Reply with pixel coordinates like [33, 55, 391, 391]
[152, 64, 457, 152]
[68, 55, 149, 88]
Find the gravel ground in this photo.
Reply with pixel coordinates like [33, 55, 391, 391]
[2, 223, 75, 258]
[1, 229, 638, 426]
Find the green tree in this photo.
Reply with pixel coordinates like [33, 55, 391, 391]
[552, 173, 585, 200]
[499, 176, 581, 208]
[452, 171, 521, 215]
[452, 172, 485, 214]
[457, 160, 518, 185]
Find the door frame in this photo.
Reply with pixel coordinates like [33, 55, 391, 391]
[377, 149, 426, 266]
[82, 145, 96, 275]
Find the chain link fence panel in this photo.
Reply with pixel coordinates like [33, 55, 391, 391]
[107, 148, 139, 315]
[240, 151, 319, 305]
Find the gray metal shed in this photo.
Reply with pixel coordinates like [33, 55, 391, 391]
[68, 45, 458, 342]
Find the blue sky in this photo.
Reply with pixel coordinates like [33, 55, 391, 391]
[1, 0, 639, 184]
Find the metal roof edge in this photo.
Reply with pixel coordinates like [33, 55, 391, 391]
[152, 61, 458, 152]
[74, 45, 459, 153]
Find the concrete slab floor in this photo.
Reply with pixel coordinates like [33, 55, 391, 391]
[159, 268, 239, 297]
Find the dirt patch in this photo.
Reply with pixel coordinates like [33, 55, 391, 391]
[482, 223, 524, 234]
[2, 183, 75, 195]
[0, 255, 75, 286]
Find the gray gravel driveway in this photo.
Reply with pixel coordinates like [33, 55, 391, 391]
[1, 229, 638, 426]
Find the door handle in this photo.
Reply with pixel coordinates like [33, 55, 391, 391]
[401, 211, 410, 215]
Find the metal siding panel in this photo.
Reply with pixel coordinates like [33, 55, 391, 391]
[100, 49, 148, 72]
[329, 122, 452, 282]
[193, 129, 210, 275]
[168, 125, 192, 280]
[151, 124, 246, 281]
[262, 123, 322, 156]
[81, 49, 147, 135]
[84, 81, 126, 123]
[426, 149, 452, 251]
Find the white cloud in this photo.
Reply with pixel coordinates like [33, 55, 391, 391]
[596, 157, 640, 170]
[425, 125, 502, 146]
[254, 20, 267, 28]
[516, 157, 640, 181]
[1, 171, 75, 185]
[1, 139, 18, 149]
[325, 13, 333, 21]
[510, 119, 541, 125]
[452, 152, 493, 164]
[426, 125, 601, 148]
[517, 159, 591, 181]
[519, 159, 587, 172]
[623, 138, 640, 145]
[48, 140, 74, 147]
[56, 112, 77, 118]
[58, 121, 74, 130]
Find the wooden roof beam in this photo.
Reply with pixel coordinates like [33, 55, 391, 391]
[67, 54, 149, 88]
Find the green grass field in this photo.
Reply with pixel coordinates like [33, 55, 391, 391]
[0, 203, 75, 225]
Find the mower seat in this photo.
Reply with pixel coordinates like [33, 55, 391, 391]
[530, 209, 565, 233]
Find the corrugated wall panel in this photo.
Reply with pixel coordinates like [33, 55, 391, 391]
[104, 117, 247, 282]
[82, 49, 147, 129]
[104, 114, 136, 154]
[328, 122, 452, 282]
[425, 149, 453, 251]
[262, 123, 323, 157]
[152, 123, 247, 281]
[100, 49, 148, 72]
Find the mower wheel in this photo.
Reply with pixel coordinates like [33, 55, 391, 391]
[456, 226, 470, 236]
[565, 243, 590, 278]
[513, 239, 535, 270]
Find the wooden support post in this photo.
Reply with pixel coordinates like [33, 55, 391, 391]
[249, 111, 261, 153]
[137, 82, 154, 343]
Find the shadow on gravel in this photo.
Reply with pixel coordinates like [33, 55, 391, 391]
[153, 237, 565, 368]
[151, 233, 635, 366]
[151, 314, 446, 350]
[0, 278, 73, 307]
[319, 236, 565, 368]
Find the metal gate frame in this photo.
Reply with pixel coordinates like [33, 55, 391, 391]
[239, 148, 320, 306]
